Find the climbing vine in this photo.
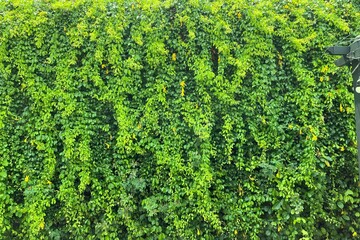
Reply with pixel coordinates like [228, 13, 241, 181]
[0, 0, 360, 239]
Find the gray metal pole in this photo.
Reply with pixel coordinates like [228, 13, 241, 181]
[327, 38, 360, 183]
[351, 59, 360, 182]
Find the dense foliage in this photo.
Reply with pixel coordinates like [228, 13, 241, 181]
[1, 0, 360, 239]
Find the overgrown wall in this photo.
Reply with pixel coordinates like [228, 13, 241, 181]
[0, 0, 360, 239]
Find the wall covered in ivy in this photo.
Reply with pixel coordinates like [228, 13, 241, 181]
[1, 0, 360, 239]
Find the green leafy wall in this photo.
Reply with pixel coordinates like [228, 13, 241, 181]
[1, 0, 360, 239]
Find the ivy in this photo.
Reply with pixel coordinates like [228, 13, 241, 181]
[1, 0, 360, 239]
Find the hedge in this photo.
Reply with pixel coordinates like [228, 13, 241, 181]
[1, 0, 360, 239]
